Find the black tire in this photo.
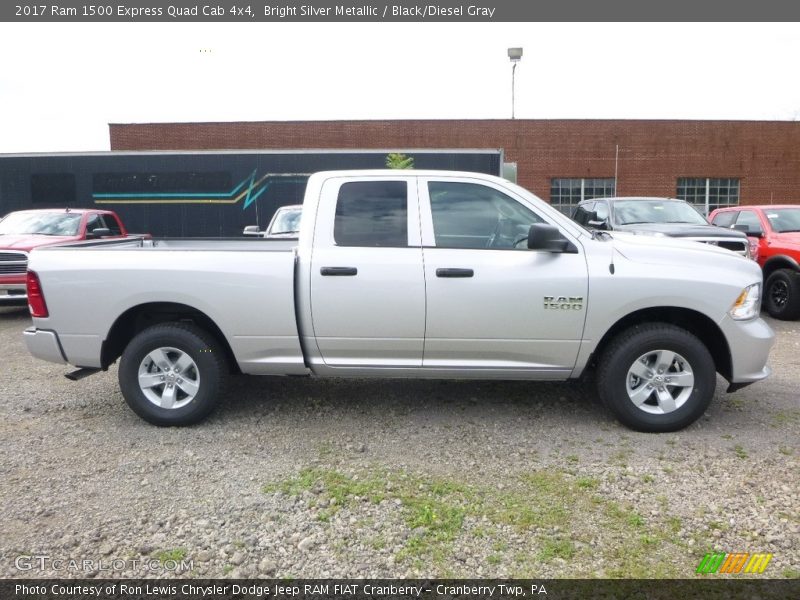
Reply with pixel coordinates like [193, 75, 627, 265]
[118, 323, 227, 426]
[764, 269, 800, 320]
[596, 323, 716, 432]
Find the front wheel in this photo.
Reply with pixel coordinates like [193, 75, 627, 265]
[596, 324, 716, 432]
[764, 269, 800, 320]
[118, 323, 227, 426]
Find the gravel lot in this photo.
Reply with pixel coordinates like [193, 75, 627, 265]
[0, 306, 797, 579]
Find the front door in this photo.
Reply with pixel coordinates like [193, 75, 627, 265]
[419, 177, 588, 376]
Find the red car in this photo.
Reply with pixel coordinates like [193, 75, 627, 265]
[0, 209, 132, 306]
[709, 205, 800, 320]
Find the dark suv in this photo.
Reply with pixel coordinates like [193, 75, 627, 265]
[572, 197, 749, 257]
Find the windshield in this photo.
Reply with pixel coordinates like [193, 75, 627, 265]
[613, 200, 707, 226]
[764, 208, 800, 233]
[268, 208, 302, 234]
[0, 212, 82, 236]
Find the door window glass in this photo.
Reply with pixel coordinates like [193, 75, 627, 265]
[572, 202, 595, 226]
[428, 181, 543, 249]
[735, 211, 763, 235]
[105, 215, 123, 235]
[711, 211, 736, 228]
[85, 214, 103, 233]
[333, 181, 408, 247]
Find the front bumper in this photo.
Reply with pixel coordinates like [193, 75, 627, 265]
[719, 315, 775, 385]
[24, 327, 67, 365]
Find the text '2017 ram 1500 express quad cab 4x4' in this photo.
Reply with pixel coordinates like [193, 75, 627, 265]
[24, 171, 774, 432]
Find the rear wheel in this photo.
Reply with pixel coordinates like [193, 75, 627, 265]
[764, 269, 800, 320]
[597, 324, 716, 432]
[118, 323, 227, 426]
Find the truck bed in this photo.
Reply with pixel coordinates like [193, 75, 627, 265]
[29, 237, 304, 375]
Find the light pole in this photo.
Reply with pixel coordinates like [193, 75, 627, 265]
[508, 47, 523, 119]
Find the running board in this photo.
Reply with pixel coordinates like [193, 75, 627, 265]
[65, 368, 101, 381]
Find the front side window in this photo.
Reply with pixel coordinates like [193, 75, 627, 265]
[104, 215, 123, 235]
[572, 202, 595, 226]
[734, 210, 763, 235]
[711, 211, 737, 228]
[428, 181, 543, 249]
[594, 201, 609, 221]
[333, 181, 408, 247]
[85, 214, 103, 233]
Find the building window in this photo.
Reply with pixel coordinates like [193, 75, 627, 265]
[676, 178, 739, 215]
[550, 178, 615, 215]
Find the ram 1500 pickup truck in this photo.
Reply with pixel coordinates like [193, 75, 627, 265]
[23, 170, 774, 432]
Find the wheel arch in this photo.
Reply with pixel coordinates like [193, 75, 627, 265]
[101, 302, 239, 373]
[590, 307, 732, 381]
[762, 255, 800, 280]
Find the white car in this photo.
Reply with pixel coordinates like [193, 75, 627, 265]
[243, 205, 302, 238]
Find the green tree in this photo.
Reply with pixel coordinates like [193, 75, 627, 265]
[385, 153, 415, 169]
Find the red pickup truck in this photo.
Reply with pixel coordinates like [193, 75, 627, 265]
[0, 208, 140, 306]
[709, 205, 800, 320]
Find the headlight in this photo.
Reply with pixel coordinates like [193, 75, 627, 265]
[729, 284, 761, 320]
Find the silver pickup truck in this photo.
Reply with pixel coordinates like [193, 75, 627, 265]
[24, 170, 774, 432]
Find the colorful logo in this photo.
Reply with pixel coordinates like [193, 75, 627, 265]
[696, 552, 773, 574]
[92, 171, 307, 208]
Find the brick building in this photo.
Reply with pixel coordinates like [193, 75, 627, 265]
[109, 119, 800, 214]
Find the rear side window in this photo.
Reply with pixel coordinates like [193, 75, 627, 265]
[333, 181, 408, 247]
[711, 211, 737, 227]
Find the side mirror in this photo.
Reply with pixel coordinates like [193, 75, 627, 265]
[527, 223, 578, 253]
[243, 225, 263, 237]
[87, 227, 111, 238]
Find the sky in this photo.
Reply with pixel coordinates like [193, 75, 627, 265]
[1, 22, 799, 153]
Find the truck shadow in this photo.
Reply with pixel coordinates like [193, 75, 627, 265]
[222, 374, 608, 428]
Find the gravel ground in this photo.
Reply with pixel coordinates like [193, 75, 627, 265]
[0, 306, 797, 579]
